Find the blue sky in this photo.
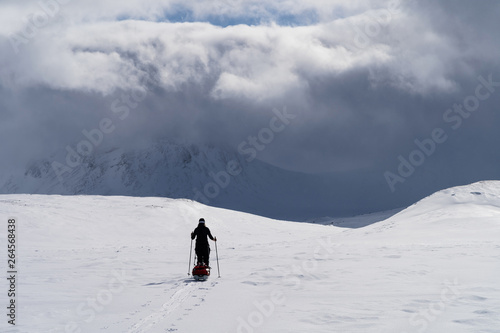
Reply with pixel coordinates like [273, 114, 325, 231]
[156, 7, 320, 27]
[112, 1, 327, 27]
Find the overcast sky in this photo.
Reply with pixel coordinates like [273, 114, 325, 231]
[1, 0, 500, 192]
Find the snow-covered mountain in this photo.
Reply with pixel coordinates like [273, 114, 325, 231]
[3, 142, 244, 197]
[1, 141, 298, 217]
[0, 181, 499, 332]
[0, 141, 415, 220]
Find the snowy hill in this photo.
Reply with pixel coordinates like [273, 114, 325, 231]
[361, 180, 500, 242]
[1, 181, 499, 332]
[0, 141, 418, 220]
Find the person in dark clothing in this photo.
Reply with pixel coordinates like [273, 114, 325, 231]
[191, 218, 217, 266]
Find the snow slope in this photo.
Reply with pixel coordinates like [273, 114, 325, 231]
[1, 181, 499, 332]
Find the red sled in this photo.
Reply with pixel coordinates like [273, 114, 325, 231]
[192, 264, 210, 281]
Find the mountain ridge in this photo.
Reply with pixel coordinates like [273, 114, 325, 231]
[0, 140, 458, 220]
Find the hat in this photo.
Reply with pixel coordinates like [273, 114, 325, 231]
[199, 218, 205, 224]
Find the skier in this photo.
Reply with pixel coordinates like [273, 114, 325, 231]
[191, 218, 217, 266]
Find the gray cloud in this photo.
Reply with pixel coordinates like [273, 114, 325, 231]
[1, 0, 500, 200]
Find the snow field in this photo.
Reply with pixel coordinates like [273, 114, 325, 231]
[0, 181, 499, 332]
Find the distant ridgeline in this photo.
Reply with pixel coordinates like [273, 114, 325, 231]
[0, 141, 477, 220]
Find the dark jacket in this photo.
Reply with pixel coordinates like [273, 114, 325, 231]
[191, 224, 214, 250]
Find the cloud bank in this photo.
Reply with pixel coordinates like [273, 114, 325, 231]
[1, 0, 499, 197]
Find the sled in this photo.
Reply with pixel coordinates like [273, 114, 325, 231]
[192, 264, 210, 281]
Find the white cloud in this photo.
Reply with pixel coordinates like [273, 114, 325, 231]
[2, 0, 484, 101]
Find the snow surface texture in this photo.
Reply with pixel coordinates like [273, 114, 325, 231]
[1, 181, 499, 332]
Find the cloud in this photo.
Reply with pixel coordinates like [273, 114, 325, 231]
[1, 0, 499, 183]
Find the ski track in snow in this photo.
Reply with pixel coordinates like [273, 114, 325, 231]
[127, 279, 218, 333]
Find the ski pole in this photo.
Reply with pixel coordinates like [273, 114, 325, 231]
[215, 239, 220, 278]
[188, 239, 193, 275]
